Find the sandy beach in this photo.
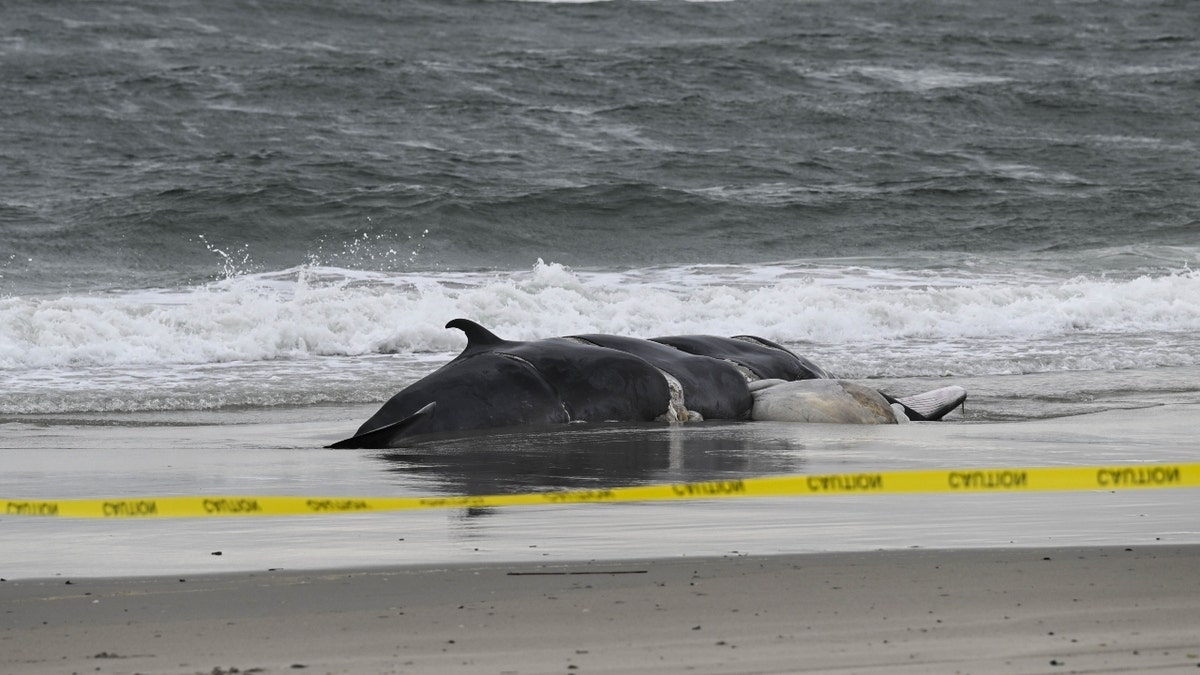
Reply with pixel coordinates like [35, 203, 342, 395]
[3, 545, 1199, 674]
[4, 405, 1200, 673]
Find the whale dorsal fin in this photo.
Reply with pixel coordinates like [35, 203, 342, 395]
[446, 318, 505, 349]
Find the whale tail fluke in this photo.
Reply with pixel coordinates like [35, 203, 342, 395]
[327, 402, 436, 449]
[889, 385, 967, 421]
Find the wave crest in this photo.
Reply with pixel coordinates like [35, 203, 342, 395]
[2, 260, 1198, 371]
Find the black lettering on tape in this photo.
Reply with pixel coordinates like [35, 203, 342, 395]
[6, 501, 60, 516]
[670, 480, 746, 498]
[102, 500, 159, 517]
[202, 498, 262, 514]
[418, 496, 486, 509]
[1096, 466, 1181, 487]
[5, 463, 1195, 520]
[804, 474, 883, 493]
[947, 471, 1028, 490]
[306, 499, 370, 512]
[543, 489, 617, 503]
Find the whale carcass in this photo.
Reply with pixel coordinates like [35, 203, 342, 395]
[329, 319, 966, 449]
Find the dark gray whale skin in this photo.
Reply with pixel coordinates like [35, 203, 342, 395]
[649, 334, 830, 381]
[445, 319, 672, 424]
[330, 319, 674, 449]
[570, 333, 753, 421]
[335, 352, 569, 447]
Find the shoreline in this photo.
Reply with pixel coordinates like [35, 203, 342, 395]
[4, 545, 1198, 674]
[4, 404, 1200, 581]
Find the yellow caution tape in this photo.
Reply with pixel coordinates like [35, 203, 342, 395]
[4, 463, 1199, 519]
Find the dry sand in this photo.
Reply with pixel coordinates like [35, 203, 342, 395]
[3, 545, 1199, 675]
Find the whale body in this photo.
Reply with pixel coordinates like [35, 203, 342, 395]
[329, 319, 966, 449]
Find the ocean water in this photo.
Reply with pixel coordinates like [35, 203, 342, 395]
[2, 0, 1199, 427]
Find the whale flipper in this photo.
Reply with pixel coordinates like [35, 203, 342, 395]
[328, 402, 437, 449]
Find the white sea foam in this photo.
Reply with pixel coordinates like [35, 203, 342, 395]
[3, 259, 1199, 414]
[2, 259, 1198, 371]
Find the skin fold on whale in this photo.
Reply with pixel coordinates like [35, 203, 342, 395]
[568, 333, 753, 421]
[329, 319, 967, 449]
[649, 334, 830, 381]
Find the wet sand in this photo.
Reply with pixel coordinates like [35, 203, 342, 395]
[3, 545, 1199, 674]
[5, 404, 1200, 580]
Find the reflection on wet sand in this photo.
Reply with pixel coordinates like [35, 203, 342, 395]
[372, 421, 807, 496]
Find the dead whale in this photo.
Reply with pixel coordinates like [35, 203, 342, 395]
[329, 319, 966, 448]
